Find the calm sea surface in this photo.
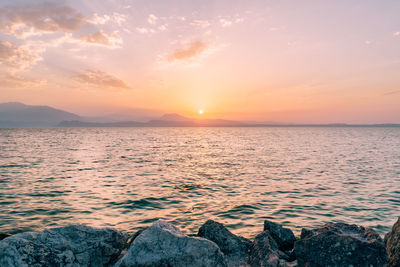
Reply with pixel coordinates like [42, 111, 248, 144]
[0, 127, 399, 238]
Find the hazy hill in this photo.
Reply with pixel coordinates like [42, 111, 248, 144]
[59, 113, 250, 127]
[158, 113, 192, 122]
[2, 102, 399, 128]
[0, 102, 81, 127]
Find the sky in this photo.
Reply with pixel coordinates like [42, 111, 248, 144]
[0, 0, 400, 123]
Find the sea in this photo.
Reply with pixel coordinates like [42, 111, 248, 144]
[0, 127, 399, 238]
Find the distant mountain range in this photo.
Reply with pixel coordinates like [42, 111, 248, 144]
[0, 102, 399, 127]
[0, 102, 80, 127]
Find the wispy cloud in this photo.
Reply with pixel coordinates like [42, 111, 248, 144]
[0, 72, 45, 88]
[190, 20, 211, 29]
[0, 2, 125, 49]
[0, 41, 42, 71]
[0, 2, 86, 38]
[383, 90, 400, 96]
[73, 69, 129, 89]
[219, 17, 243, 28]
[147, 14, 158, 25]
[168, 41, 208, 62]
[88, 12, 127, 26]
[76, 30, 122, 48]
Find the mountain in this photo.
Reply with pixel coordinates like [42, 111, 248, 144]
[0, 102, 81, 127]
[2, 102, 400, 128]
[158, 113, 192, 122]
[60, 113, 250, 127]
[58, 120, 146, 127]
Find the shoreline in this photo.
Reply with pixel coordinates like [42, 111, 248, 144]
[1, 217, 399, 266]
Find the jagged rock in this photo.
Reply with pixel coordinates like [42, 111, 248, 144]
[295, 223, 387, 267]
[198, 220, 252, 266]
[0, 224, 128, 267]
[263, 220, 296, 251]
[115, 219, 227, 267]
[249, 230, 280, 267]
[385, 217, 400, 267]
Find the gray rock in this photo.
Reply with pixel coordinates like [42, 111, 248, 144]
[0, 224, 128, 267]
[115, 219, 227, 267]
[198, 220, 252, 266]
[385, 217, 400, 267]
[249, 230, 280, 267]
[295, 222, 388, 267]
[263, 220, 296, 251]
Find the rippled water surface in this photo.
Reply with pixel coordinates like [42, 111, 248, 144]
[1, 127, 399, 237]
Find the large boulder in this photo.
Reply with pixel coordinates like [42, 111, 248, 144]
[295, 223, 387, 267]
[249, 230, 280, 267]
[198, 220, 252, 266]
[0, 224, 128, 267]
[115, 219, 227, 267]
[385, 217, 400, 267]
[263, 220, 296, 251]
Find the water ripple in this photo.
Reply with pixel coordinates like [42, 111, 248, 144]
[0, 127, 399, 237]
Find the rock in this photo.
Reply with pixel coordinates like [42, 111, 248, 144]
[295, 222, 388, 267]
[115, 219, 227, 267]
[0, 224, 128, 267]
[249, 230, 280, 267]
[385, 217, 400, 267]
[299, 228, 314, 240]
[198, 220, 252, 266]
[0, 233, 11, 241]
[278, 259, 298, 267]
[264, 220, 296, 251]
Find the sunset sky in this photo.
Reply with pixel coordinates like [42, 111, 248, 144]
[1, 0, 400, 123]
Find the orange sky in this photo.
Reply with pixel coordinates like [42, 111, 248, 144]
[1, 0, 400, 123]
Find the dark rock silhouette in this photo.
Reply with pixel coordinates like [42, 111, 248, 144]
[385, 217, 400, 267]
[263, 220, 296, 251]
[0, 233, 10, 241]
[295, 223, 387, 267]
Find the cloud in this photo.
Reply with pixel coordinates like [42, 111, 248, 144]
[73, 69, 129, 89]
[136, 27, 154, 34]
[190, 20, 211, 29]
[148, 14, 158, 25]
[0, 2, 125, 49]
[0, 41, 42, 71]
[0, 72, 45, 88]
[76, 30, 122, 48]
[383, 90, 400, 96]
[0, 2, 86, 38]
[168, 41, 208, 62]
[88, 12, 127, 26]
[394, 32, 400, 36]
[219, 17, 243, 28]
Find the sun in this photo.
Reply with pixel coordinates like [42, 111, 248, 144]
[198, 109, 204, 115]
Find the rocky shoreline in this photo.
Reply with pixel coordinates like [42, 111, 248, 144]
[0, 217, 399, 267]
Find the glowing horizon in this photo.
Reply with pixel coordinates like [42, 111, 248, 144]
[1, 0, 400, 124]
